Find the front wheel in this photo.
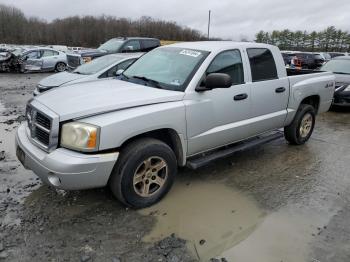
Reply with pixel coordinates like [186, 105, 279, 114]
[284, 104, 316, 145]
[109, 138, 177, 208]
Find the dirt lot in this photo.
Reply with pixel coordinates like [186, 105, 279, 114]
[0, 73, 350, 262]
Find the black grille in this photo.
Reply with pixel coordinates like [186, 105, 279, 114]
[67, 55, 81, 69]
[26, 105, 53, 149]
[35, 128, 50, 145]
[36, 112, 51, 130]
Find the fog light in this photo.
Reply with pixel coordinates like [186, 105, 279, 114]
[48, 173, 61, 187]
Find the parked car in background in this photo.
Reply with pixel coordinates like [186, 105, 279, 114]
[321, 56, 350, 107]
[66, 37, 160, 70]
[19, 48, 67, 72]
[291, 52, 324, 69]
[329, 52, 345, 58]
[34, 53, 142, 95]
[281, 52, 296, 66]
[316, 52, 331, 62]
[16, 42, 334, 208]
[49, 45, 68, 53]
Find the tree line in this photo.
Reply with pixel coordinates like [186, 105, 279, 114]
[0, 4, 206, 47]
[255, 27, 350, 52]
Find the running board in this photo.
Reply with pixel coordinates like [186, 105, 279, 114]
[186, 131, 284, 170]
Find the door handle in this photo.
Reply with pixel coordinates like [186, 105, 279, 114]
[233, 93, 248, 101]
[275, 87, 286, 93]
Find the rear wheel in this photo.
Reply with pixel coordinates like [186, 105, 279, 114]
[284, 104, 316, 145]
[109, 138, 177, 208]
[55, 62, 66, 72]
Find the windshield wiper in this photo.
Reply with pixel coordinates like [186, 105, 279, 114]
[131, 75, 163, 89]
[333, 72, 350, 75]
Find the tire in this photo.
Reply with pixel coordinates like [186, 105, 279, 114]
[284, 104, 316, 145]
[55, 62, 66, 72]
[109, 138, 177, 208]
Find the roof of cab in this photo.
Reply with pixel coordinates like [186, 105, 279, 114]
[167, 41, 276, 52]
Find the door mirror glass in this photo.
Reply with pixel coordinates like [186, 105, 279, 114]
[125, 46, 133, 51]
[115, 69, 124, 76]
[197, 73, 232, 91]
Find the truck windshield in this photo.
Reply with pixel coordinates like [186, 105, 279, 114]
[98, 39, 124, 53]
[73, 55, 124, 75]
[321, 60, 350, 74]
[122, 47, 209, 91]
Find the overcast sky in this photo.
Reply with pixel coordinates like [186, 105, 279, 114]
[1, 0, 350, 40]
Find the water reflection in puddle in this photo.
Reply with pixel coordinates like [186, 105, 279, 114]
[139, 181, 265, 260]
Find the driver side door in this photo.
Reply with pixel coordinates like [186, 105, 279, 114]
[22, 50, 43, 71]
[185, 49, 252, 155]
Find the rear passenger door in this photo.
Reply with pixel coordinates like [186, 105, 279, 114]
[246, 48, 289, 133]
[41, 50, 59, 69]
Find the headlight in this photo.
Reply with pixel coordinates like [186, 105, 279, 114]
[61, 122, 100, 152]
[82, 57, 92, 63]
[344, 85, 350, 92]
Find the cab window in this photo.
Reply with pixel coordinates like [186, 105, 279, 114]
[206, 50, 244, 85]
[247, 48, 278, 82]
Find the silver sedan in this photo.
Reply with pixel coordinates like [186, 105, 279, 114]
[34, 53, 143, 96]
[20, 48, 68, 73]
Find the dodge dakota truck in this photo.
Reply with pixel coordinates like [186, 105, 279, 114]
[16, 42, 335, 208]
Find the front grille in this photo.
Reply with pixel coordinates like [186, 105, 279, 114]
[36, 112, 51, 130]
[35, 127, 50, 145]
[67, 54, 81, 69]
[26, 105, 53, 149]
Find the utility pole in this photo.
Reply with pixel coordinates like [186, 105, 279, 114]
[207, 10, 211, 40]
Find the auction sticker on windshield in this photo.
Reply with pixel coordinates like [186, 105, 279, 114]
[179, 50, 202, 57]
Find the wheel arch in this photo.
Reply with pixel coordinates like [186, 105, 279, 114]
[119, 128, 186, 167]
[300, 95, 320, 113]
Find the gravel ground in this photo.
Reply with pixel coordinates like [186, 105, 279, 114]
[0, 72, 350, 262]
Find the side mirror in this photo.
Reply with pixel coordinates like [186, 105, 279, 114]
[115, 69, 124, 76]
[196, 73, 232, 91]
[123, 46, 133, 52]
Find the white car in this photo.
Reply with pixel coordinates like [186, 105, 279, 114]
[34, 53, 142, 96]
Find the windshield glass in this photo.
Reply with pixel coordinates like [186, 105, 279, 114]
[73, 55, 123, 75]
[123, 47, 209, 91]
[321, 60, 350, 74]
[98, 39, 124, 52]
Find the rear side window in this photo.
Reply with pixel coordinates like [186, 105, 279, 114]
[247, 48, 277, 82]
[41, 50, 55, 57]
[206, 50, 244, 85]
[141, 40, 160, 51]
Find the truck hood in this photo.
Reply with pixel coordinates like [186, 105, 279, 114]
[34, 79, 184, 121]
[39, 72, 88, 88]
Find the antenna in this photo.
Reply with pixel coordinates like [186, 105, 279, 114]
[207, 10, 211, 40]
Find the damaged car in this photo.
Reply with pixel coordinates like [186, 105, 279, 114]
[18, 48, 68, 73]
[0, 47, 67, 73]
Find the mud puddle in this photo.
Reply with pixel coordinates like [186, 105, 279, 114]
[139, 181, 265, 260]
[218, 205, 336, 262]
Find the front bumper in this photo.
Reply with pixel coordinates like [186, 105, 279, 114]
[15, 123, 119, 190]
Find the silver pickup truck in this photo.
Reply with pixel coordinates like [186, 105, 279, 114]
[16, 42, 335, 208]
